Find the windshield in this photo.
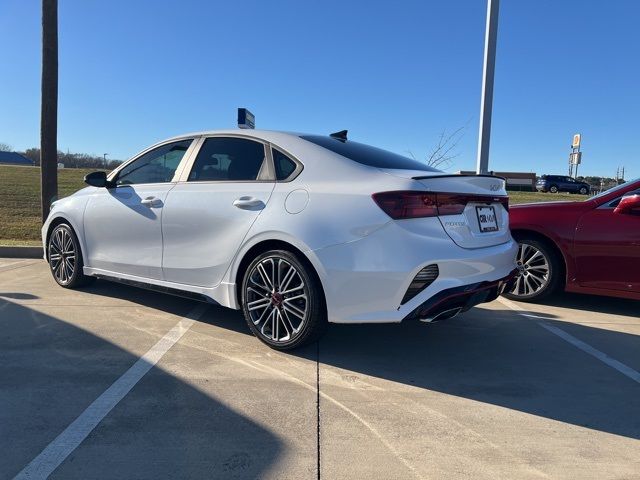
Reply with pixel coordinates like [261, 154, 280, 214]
[300, 135, 441, 172]
[590, 178, 640, 201]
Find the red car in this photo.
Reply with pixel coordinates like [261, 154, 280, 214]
[504, 178, 640, 302]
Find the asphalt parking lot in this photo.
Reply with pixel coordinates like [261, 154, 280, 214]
[2, 258, 639, 480]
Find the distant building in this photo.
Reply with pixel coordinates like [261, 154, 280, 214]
[0, 151, 35, 166]
[458, 170, 536, 191]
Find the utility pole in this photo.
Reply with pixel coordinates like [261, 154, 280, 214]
[41, 0, 58, 223]
[103, 153, 109, 167]
[476, 0, 500, 175]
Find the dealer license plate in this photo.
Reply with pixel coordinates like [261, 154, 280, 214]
[476, 206, 498, 233]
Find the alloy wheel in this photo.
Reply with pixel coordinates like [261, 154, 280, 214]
[49, 227, 76, 285]
[245, 257, 308, 343]
[511, 242, 550, 297]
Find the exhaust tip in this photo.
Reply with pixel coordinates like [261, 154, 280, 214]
[419, 306, 464, 323]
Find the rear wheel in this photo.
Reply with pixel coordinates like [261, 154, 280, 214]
[48, 223, 95, 288]
[503, 236, 562, 302]
[549, 185, 559, 193]
[241, 250, 327, 350]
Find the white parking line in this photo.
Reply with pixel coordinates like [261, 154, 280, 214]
[13, 303, 209, 480]
[498, 297, 640, 385]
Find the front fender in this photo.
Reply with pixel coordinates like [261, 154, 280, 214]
[42, 192, 93, 263]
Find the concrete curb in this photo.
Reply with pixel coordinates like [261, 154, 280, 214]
[0, 246, 43, 259]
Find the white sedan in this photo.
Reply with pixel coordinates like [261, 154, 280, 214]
[42, 129, 518, 350]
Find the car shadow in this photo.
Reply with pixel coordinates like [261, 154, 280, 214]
[0, 292, 40, 300]
[316, 305, 640, 440]
[536, 291, 639, 316]
[0, 297, 281, 479]
[64, 279, 640, 441]
[78, 279, 252, 336]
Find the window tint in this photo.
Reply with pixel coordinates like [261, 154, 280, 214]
[116, 140, 192, 185]
[273, 148, 298, 180]
[300, 135, 440, 172]
[189, 137, 266, 181]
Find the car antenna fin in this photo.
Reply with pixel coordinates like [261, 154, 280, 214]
[330, 129, 348, 141]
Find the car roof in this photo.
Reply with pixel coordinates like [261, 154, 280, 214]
[162, 129, 306, 145]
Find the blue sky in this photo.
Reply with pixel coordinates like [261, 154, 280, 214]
[1, 0, 638, 179]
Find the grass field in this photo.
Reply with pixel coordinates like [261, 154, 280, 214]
[0, 165, 590, 245]
[0, 165, 100, 245]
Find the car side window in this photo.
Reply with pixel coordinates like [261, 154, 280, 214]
[116, 139, 192, 185]
[188, 137, 266, 182]
[272, 148, 298, 180]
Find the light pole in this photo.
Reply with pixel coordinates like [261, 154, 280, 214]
[476, 0, 500, 175]
[103, 153, 108, 167]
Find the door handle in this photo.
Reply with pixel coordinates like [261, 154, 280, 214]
[141, 196, 163, 208]
[233, 196, 265, 210]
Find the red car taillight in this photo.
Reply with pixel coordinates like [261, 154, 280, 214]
[372, 191, 509, 219]
[372, 191, 439, 219]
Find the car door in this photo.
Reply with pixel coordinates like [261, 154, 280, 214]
[573, 197, 640, 293]
[565, 177, 579, 192]
[83, 138, 196, 279]
[161, 136, 275, 287]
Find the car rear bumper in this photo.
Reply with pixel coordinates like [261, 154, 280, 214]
[403, 269, 517, 322]
[309, 219, 518, 323]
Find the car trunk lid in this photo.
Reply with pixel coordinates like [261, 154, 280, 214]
[415, 174, 510, 249]
[374, 172, 511, 249]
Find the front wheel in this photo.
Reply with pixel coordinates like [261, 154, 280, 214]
[503, 236, 562, 302]
[48, 223, 95, 288]
[579, 186, 588, 195]
[241, 250, 327, 350]
[549, 185, 559, 193]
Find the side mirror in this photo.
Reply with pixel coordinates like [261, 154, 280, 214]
[84, 171, 112, 188]
[614, 191, 640, 215]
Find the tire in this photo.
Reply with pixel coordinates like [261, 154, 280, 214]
[241, 249, 327, 350]
[549, 185, 559, 193]
[579, 186, 588, 195]
[503, 235, 562, 302]
[47, 223, 95, 288]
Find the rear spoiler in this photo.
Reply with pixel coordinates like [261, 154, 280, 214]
[411, 174, 507, 181]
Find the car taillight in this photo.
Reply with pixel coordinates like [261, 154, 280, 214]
[372, 191, 509, 219]
[372, 191, 438, 219]
[435, 194, 467, 216]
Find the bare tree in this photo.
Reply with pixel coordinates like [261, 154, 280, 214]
[425, 126, 466, 169]
[41, 0, 58, 223]
[408, 126, 467, 171]
[0, 142, 12, 152]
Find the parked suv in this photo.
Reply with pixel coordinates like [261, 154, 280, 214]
[536, 175, 590, 194]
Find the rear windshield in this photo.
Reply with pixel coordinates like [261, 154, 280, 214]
[300, 135, 440, 172]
